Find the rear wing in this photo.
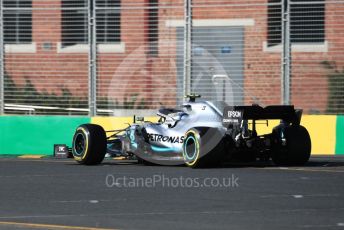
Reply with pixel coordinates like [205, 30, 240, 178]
[223, 105, 302, 126]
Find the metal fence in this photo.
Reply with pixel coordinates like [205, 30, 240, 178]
[0, 0, 343, 116]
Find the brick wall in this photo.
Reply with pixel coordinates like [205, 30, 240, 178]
[4, 0, 344, 113]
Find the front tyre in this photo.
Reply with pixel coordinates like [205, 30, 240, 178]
[72, 124, 107, 165]
[183, 127, 225, 168]
[271, 125, 311, 166]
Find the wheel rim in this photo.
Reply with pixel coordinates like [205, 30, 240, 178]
[183, 131, 200, 166]
[184, 136, 197, 160]
[74, 133, 86, 156]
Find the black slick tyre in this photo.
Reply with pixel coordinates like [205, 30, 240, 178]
[72, 124, 107, 165]
[183, 127, 225, 168]
[271, 125, 311, 166]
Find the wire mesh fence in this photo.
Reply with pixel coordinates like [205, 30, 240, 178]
[289, 0, 344, 114]
[96, 0, 185, 113]
[2, 0, 90, 115]
[0, 0, 343, 115]
[191, 1, 281, 107]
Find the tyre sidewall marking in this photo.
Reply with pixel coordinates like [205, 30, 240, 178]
[73, 127, 89, 161]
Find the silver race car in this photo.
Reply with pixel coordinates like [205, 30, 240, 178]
[72, 94, 311, 168]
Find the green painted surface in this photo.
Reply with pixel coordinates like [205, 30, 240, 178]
[0, 116, 90, 155]
[336, 116, 344, 155]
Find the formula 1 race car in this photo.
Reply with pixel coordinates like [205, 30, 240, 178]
[71, 94, 311, 168]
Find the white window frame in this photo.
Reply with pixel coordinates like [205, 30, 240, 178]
[60, 0, 123, 53]
[3, 0, 34, 53]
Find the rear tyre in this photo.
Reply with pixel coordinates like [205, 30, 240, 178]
[72, 124, 107, 165]
[183, 127, 225, 168]
[271, 125, 311, 166]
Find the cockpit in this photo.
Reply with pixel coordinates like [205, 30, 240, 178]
[157, 107, 188, 128]
[156, 94, 227, 128]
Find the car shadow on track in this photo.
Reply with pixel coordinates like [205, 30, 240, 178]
[63, 156, 344, 169]
[221, 157, 344, 169]
[100, 159, 344, 170]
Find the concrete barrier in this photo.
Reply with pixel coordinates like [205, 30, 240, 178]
[0, 116, 90, 155]
[0, 115, 343, 156]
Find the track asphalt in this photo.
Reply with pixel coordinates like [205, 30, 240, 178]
[0, 156, 344, 230]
